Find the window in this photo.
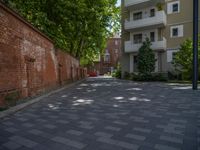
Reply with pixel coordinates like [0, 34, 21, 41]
[134, 56, 138, 63]
[104, 49, 110, 62]
[104, 54, 110, 62]
[167, 50, 179, 62]
[167, 1, 180, 14]
[172, 3, 178, 12]
[150, 32, 155, 42]
[170, 25, 183, 37]
[133, 56, 138, 72]
[133, 34, 142, 44]
[133, 12, 142, 20]
[115, 40, 118, 45]
[172, 52, 177, 61]
[150, 9, 155, 17]
[172, 28, 178, 37]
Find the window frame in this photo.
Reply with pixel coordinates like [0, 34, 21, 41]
[170, 25, 183, 38]
[150, 8, 155, 17]
[167, 1, 180, 14]
[150, 32, 155, 42]
[172, 28, 178, 37]
[133, 34, 143, 44]
[133, 12, 142, 20]
[172, 3, 179, 13]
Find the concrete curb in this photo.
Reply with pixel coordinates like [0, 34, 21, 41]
[0, 79, 86, 119]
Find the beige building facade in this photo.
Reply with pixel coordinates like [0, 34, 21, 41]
[121, 0, 200, 76]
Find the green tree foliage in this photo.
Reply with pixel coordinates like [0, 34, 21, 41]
[5, 0, 120, 65]
[137, 38, 156, 77]
[173, 37, 200, 80]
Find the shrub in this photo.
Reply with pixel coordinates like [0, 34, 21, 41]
[153, 73, 168, 81]
[124, 72, 130, 80]
[168, 71, 182, 80]
[112, 69, 121, 79]
[173, 37, 200, 81]
[138, 38, 156, 79]
[131, 73, 167, 82]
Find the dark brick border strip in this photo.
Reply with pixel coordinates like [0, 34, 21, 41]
[0, 79, 86, 119]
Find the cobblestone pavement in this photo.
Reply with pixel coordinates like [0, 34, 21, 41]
[0, 77, 200, 150]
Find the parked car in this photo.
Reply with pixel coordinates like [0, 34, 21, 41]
[88, 71, 97, 77]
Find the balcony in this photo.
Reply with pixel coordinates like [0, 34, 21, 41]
[124, 11, 166, 31]
[124, 38, 167, 53]
[124, 0, 165, 10]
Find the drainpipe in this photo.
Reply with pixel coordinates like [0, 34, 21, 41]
[193, 0, 199, 90]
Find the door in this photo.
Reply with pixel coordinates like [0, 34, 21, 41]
[25, 56, 35, 97]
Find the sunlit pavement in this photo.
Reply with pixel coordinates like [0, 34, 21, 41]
[0, 77, 200, 150]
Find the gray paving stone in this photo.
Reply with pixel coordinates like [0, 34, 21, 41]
[113, 121, 128, 125]
[51, 136, 86, 149]
[2, 121, 14, 126]
[155, 144, 181, 150]
[5, 127, 18, 133]
[56, 120, 69, 124]
[17, 117, 28, 122]
[0, 77, 199, 150]
[94, 132, 113, 138]
[160, 135, 183, 144]
[133, 127, 152, 133]
[48, 115, 58, 119]
[170, 119, 187, 124]
[22, 123, 34, 128]
[28, 129, 43, 135]
[10, 136, 38, 148]
[43, 124, 56, 129]
[125, 133, 146, 141]
[66, 130, 83, 136]
[117, 141, 139, 150]
[35, 119, 47, 122]
[105, 126, 121, 131]
[97, 137, 139, 150]
[3, 141, 22, 150]
[79, 124, 94, 129]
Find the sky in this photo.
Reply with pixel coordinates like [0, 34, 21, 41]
[116, 0, 121, 6]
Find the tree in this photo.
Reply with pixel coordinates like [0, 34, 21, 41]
[173, 37, 200, 80]
[5, 0, 120, 65]
[137, 38, 156, 77]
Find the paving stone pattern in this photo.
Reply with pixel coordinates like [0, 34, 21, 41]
[0, 77, 200, 150]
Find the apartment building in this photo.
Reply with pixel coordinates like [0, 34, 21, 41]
[121, 0, 200, 76]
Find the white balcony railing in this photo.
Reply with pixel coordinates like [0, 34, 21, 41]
[124, 0, 150, 7]
[124, 11, 166, 31]
[124, 0, 165, 8]
[124, 38, 167, 53]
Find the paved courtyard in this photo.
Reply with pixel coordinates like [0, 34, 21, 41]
[0, 77, 200, 150]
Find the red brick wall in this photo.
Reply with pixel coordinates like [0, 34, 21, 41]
[0, 3, 86, 107]
[56, 49, 84, 84]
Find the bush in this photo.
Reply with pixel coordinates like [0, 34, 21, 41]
[131, 73, 167, 81]
[168, 71, 182, 80]
[173, 37, 200, 81]
[138, 38, 156, 77]
[124, 72, 130, 80]
[153, 73, 168, 81]
[112, 69, 121, 79]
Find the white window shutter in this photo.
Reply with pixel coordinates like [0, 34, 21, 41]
[170, 27, 173, 37]
[167, 3, 172, 14]
[178, 25, 183, 37]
